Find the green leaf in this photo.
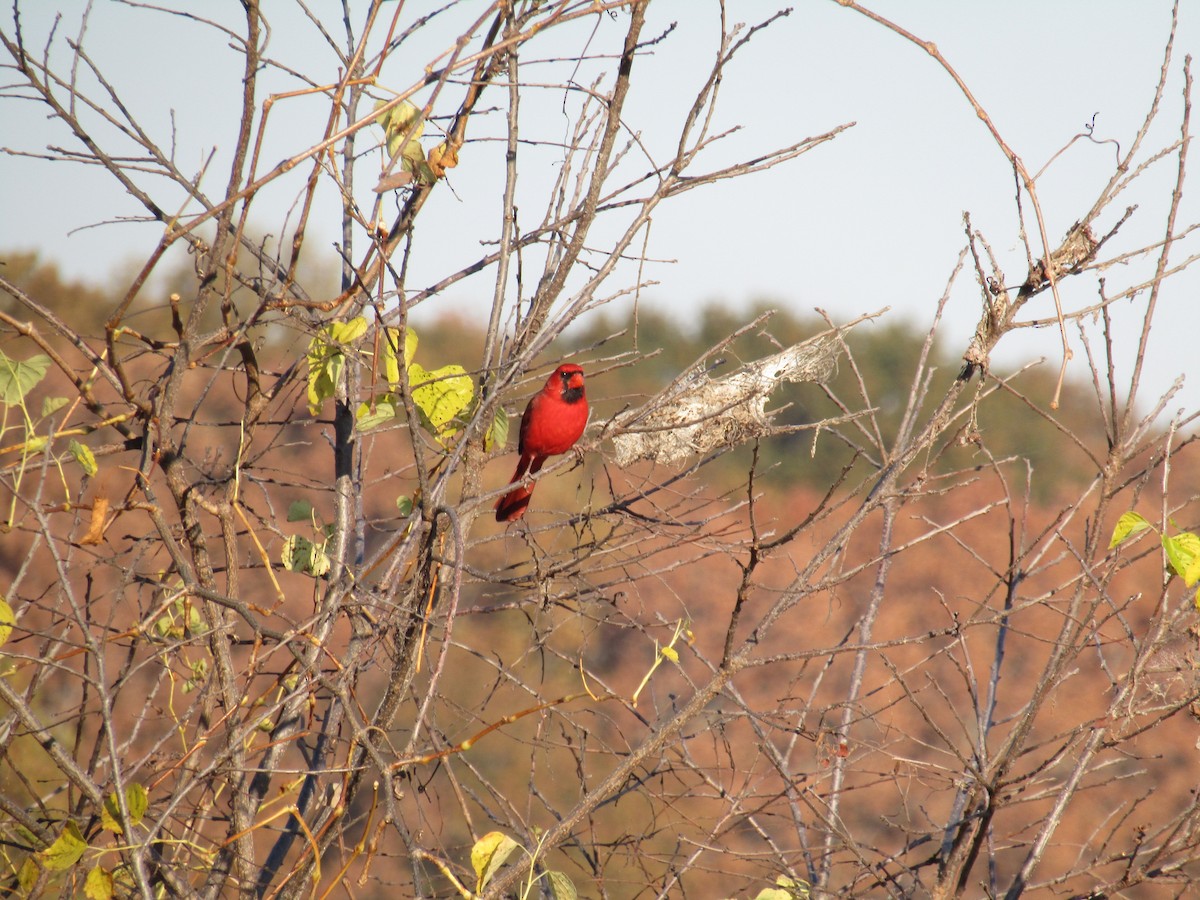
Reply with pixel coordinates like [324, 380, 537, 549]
[41, 396, 69, 418]
[472, 831, 521, 893]
[356, 398, 397, 432]
[39, 820, 87, 871]
[0, 596, 13, 648]
[100, 783, 148, 834]
[546, 870, 578, 900]
[410, 363, 474, 441]
[1164, 531, 1200, 587]
[1110, 511, 1152, 549]
[183, 658, 208, 693]
[0, 351, 50, 404]
[281, 535, 331, 578]
[413, 158, 438, 186]
[69, 439, 98, 477]
[486, 406, 509, 453]
[287, 500, 314, 523]
[396, 495, 413, 516]
[176, 597, 206, 635]
[85, 864, 114, 900]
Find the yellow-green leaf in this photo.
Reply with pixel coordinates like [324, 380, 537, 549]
[85, 864, 114, 900]
[410, 363, 474, 440]
[374, 99, 425, 165]
[0, 351, 51, 404]
[69, 439, 98, 476]
[396, 495, 413, 516]
[329, 316, 368, 345]
[752, 876, 811, 900]
[18, 858, 38, 893]
[374, 99, 424, 144]
[1165, 531, 1200, 587]
[356, 399, 397, 432]
[546, 870, 578, 900]
[486, 406, 509, 453]
[101, 783, 148, 834]
[1109, 511, 1152, 549]
[39, 820, 87, 871]
[305, 332, 344, 416]
[281, 535, 331, 578]
[660, 645, 679, 663]
[0, 596, 13, 648]
[472, 831, 521, 893]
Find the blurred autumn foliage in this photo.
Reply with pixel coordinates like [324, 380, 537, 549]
[4, 249, 1199, 897]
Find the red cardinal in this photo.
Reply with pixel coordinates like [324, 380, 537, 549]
[495, 363, 589, 522]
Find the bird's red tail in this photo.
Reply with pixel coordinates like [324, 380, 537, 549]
[495, 483, 534, 522]
[495, 454, 537, 522]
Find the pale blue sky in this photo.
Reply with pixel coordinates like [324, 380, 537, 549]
[3, 1, 1196, 418]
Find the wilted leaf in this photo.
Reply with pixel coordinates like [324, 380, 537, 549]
[1165, 531, 1200, 587]
[1110, 511, 1153, 549]
[39, 820, 87, 871]
[472, 831, 521, 892]
[0, 351, 50, 404]
[41, 396, 69, 418]
[428, 140, 459, 178]
[101, 783, 148, 834]
[0, 597, 13, 648]
[373, 170, 414, 192]
[79, 495, 110, 546]
[69, 439, 98, 477]
[287, 500, 314, 522]
[85, 865, 114, 900]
